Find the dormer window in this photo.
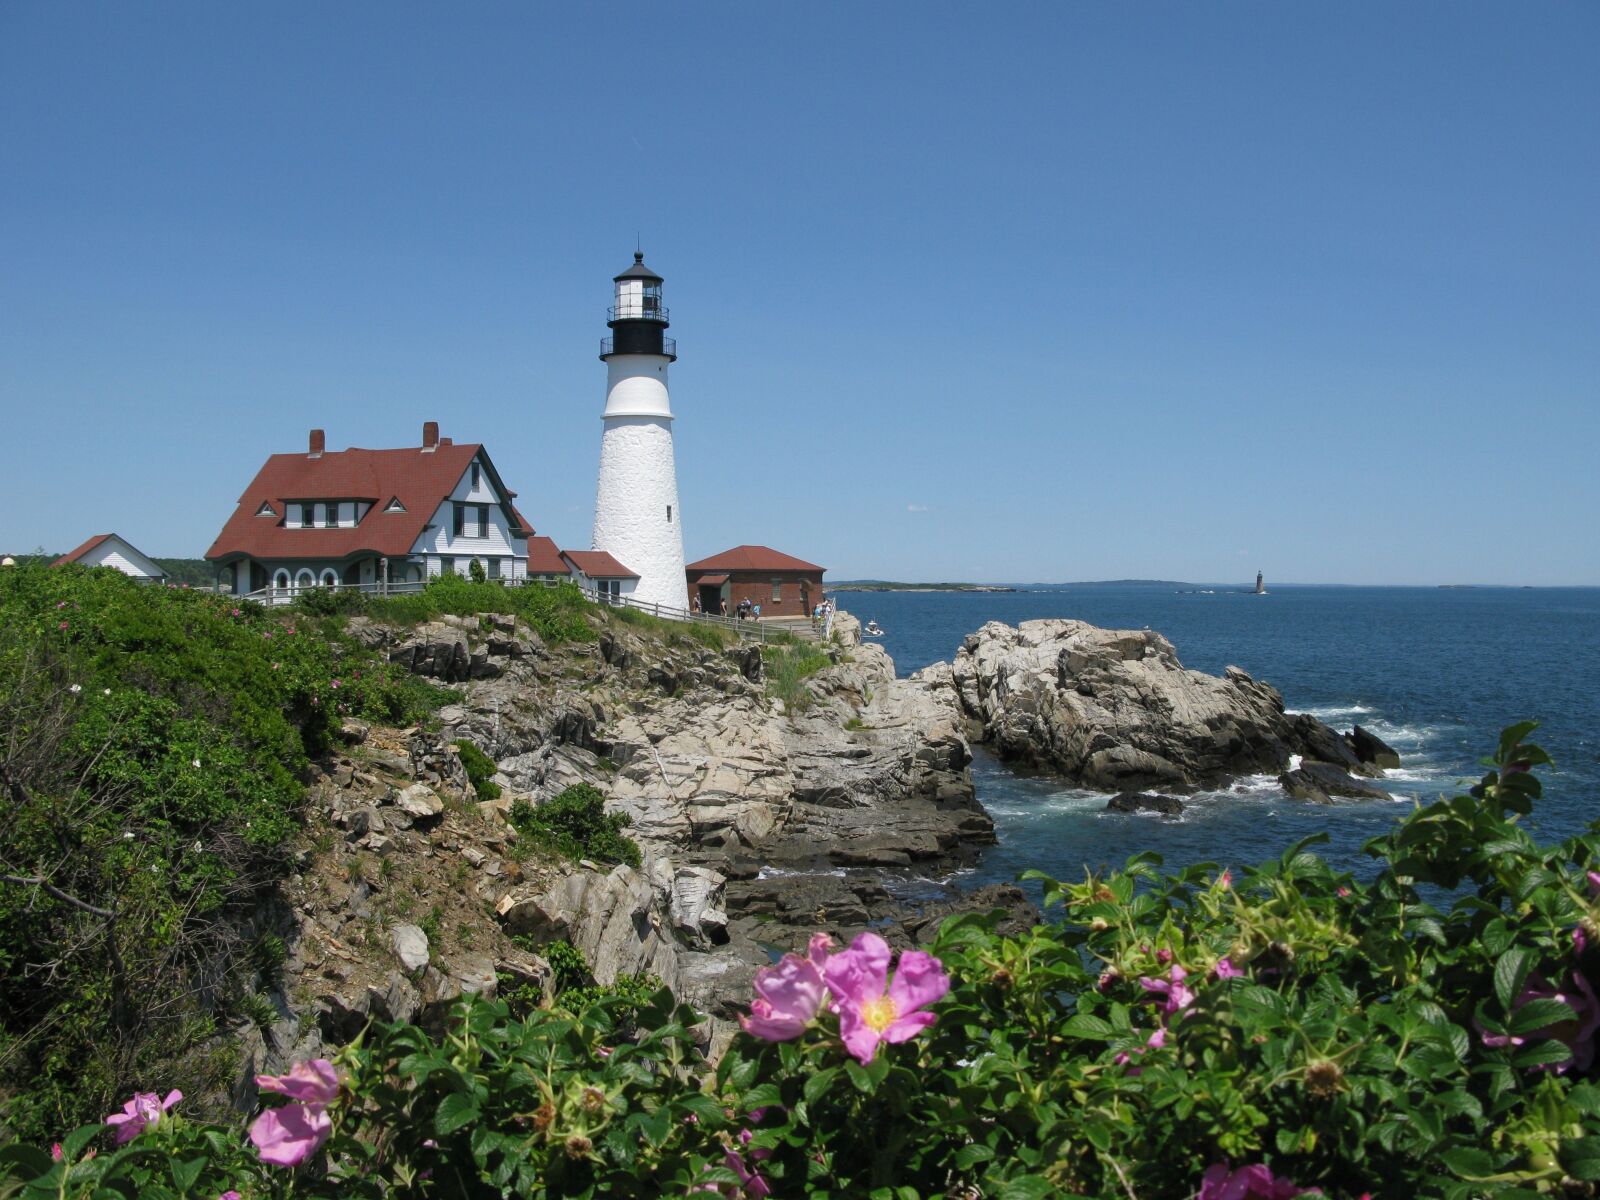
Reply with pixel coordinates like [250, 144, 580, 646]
[321, 503, 337, 529]
[255, 501, 276, 517]
[385, 497, 406, 513]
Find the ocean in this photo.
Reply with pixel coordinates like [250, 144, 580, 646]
[835, 585, 1600, 887]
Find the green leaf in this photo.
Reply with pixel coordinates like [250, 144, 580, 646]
[1440, 1147, 1497, 1179]
[845, 1060, 876, 1094]
[1060, 1013, 1114, 1039]
[170, 1157, 204, 1192]
[996, 1177, 1056, 1200]
[1495, 947, 1535, 1011]
[1509, 997, 1576, 1036]
[803, 1065, 839, 1107]
[1512, 1038, 1575, 1069]
[954, 1143, 995, 1169]
[1564, 1136, 1600, 1181]
[433, 1092, 481, 1137]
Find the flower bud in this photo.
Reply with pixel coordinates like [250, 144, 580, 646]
[580, 1087, 606, 1114]
[532, 1102, 556, 1131]
[990, 967, 1015, 991]
[1304, 1058, 1344, 1098]
[564, 1134, 592, 1158]
[1089, 917, 1110, 932]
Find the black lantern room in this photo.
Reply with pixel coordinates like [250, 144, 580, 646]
[601, 252, 677, 361]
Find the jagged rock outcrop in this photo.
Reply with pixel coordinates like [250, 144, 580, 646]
[934, 620, 1397, 799]
[1107, 791, 1185, 817]
[243, 606, 1008, 1093]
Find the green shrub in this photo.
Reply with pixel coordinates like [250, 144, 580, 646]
[507, 784, 641, 868]
[366, 575, 594, 646]
[453, 738, 502, 801]
[0, 564, 437, 1141]
[762, 640, 833, 712]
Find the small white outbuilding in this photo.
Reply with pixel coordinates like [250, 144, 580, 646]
[53, 533, 168, 583]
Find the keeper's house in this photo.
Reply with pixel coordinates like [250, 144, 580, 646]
[685, 545, 825, 618]
[205, 423, 535, 597]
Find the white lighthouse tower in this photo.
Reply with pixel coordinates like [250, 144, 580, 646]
[591, 252, 688, 610]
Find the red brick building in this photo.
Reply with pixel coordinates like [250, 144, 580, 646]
[685, 545, 825, 618]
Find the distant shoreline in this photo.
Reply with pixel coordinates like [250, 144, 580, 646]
[827, 581, 1016, 593]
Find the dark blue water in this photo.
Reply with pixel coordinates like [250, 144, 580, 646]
[838, 585, 1600, 886]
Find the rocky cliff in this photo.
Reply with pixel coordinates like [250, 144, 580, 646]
[930, 619, 1400, 798]
[245, 608, 1005, 1088]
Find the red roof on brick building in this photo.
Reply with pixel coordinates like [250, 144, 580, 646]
[206, 438, 533, 562]
[562, 550, 638, 579]
[685, 545, 825, 573]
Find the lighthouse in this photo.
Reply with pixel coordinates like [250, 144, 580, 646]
[591, 252, 689, 610]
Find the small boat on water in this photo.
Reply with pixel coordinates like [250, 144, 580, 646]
[863, 620, 885, 637]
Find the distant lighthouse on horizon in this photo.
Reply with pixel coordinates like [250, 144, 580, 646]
[1255, 571, 1267, 595]
[590, 251, 689, 610]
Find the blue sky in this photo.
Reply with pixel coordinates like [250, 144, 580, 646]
[2, 3, 1596, 584]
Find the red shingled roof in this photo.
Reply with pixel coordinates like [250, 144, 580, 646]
[206, 442, 532, 562]
[526, 536, 568, 575]
[685, 544, 825, 573]
[53, 533, 116, 566]
[562, 550, 638, 579]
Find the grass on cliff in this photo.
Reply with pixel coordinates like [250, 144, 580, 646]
[0, 564, 444, 1142]
[316, 574, 597, 645]
[604, 602, 737, 651]
[763, 641, 834, 713]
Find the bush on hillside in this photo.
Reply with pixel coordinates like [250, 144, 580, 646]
[453, 738, 502, 801]
[0, 565, 437, 1142]
[507, 784, 641, 868]
[364, 574, 594, 646]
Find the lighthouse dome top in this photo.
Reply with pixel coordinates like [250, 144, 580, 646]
[613, 251, 663, 284]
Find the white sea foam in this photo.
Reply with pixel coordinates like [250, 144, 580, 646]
[755, 866, 848, 880]
[1290, 703, 1376, 721]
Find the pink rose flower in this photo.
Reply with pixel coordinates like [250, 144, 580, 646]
[105, 1089, 182, 1144]
[822, 931, 950, 1064]
[1198, 1162, 1321, 1198]
[1113, 1024, 1167, 1075]
[255, 1058, 339, 1106]
[249, 1102, 333, 1167]
[1138, 964, 1196, 1017]
[1214, 957, 1245, 980]
[740, 952, 828, 1042]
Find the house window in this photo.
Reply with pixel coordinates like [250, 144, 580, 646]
[772, 579, 783, 602]
[666, 505, 672, 523]
[487, 558, 501, 579]
[273, 570, 290, 592]
[453, 503, 489, 537]
[322, 503, 337, 528]
[386, 497, 406, 513]
[255, 501, 275, 517]
[470, 461, 481, 490]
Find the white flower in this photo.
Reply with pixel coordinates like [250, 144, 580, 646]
[123, 832, 134, 840]
[191, 759, 201, 769]
[68, 684, 82, 694]
[103, 688, 111, 695]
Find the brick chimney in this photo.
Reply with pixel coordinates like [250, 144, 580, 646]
[308, 428, 325, 458]
[422, 421, 439, 451]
